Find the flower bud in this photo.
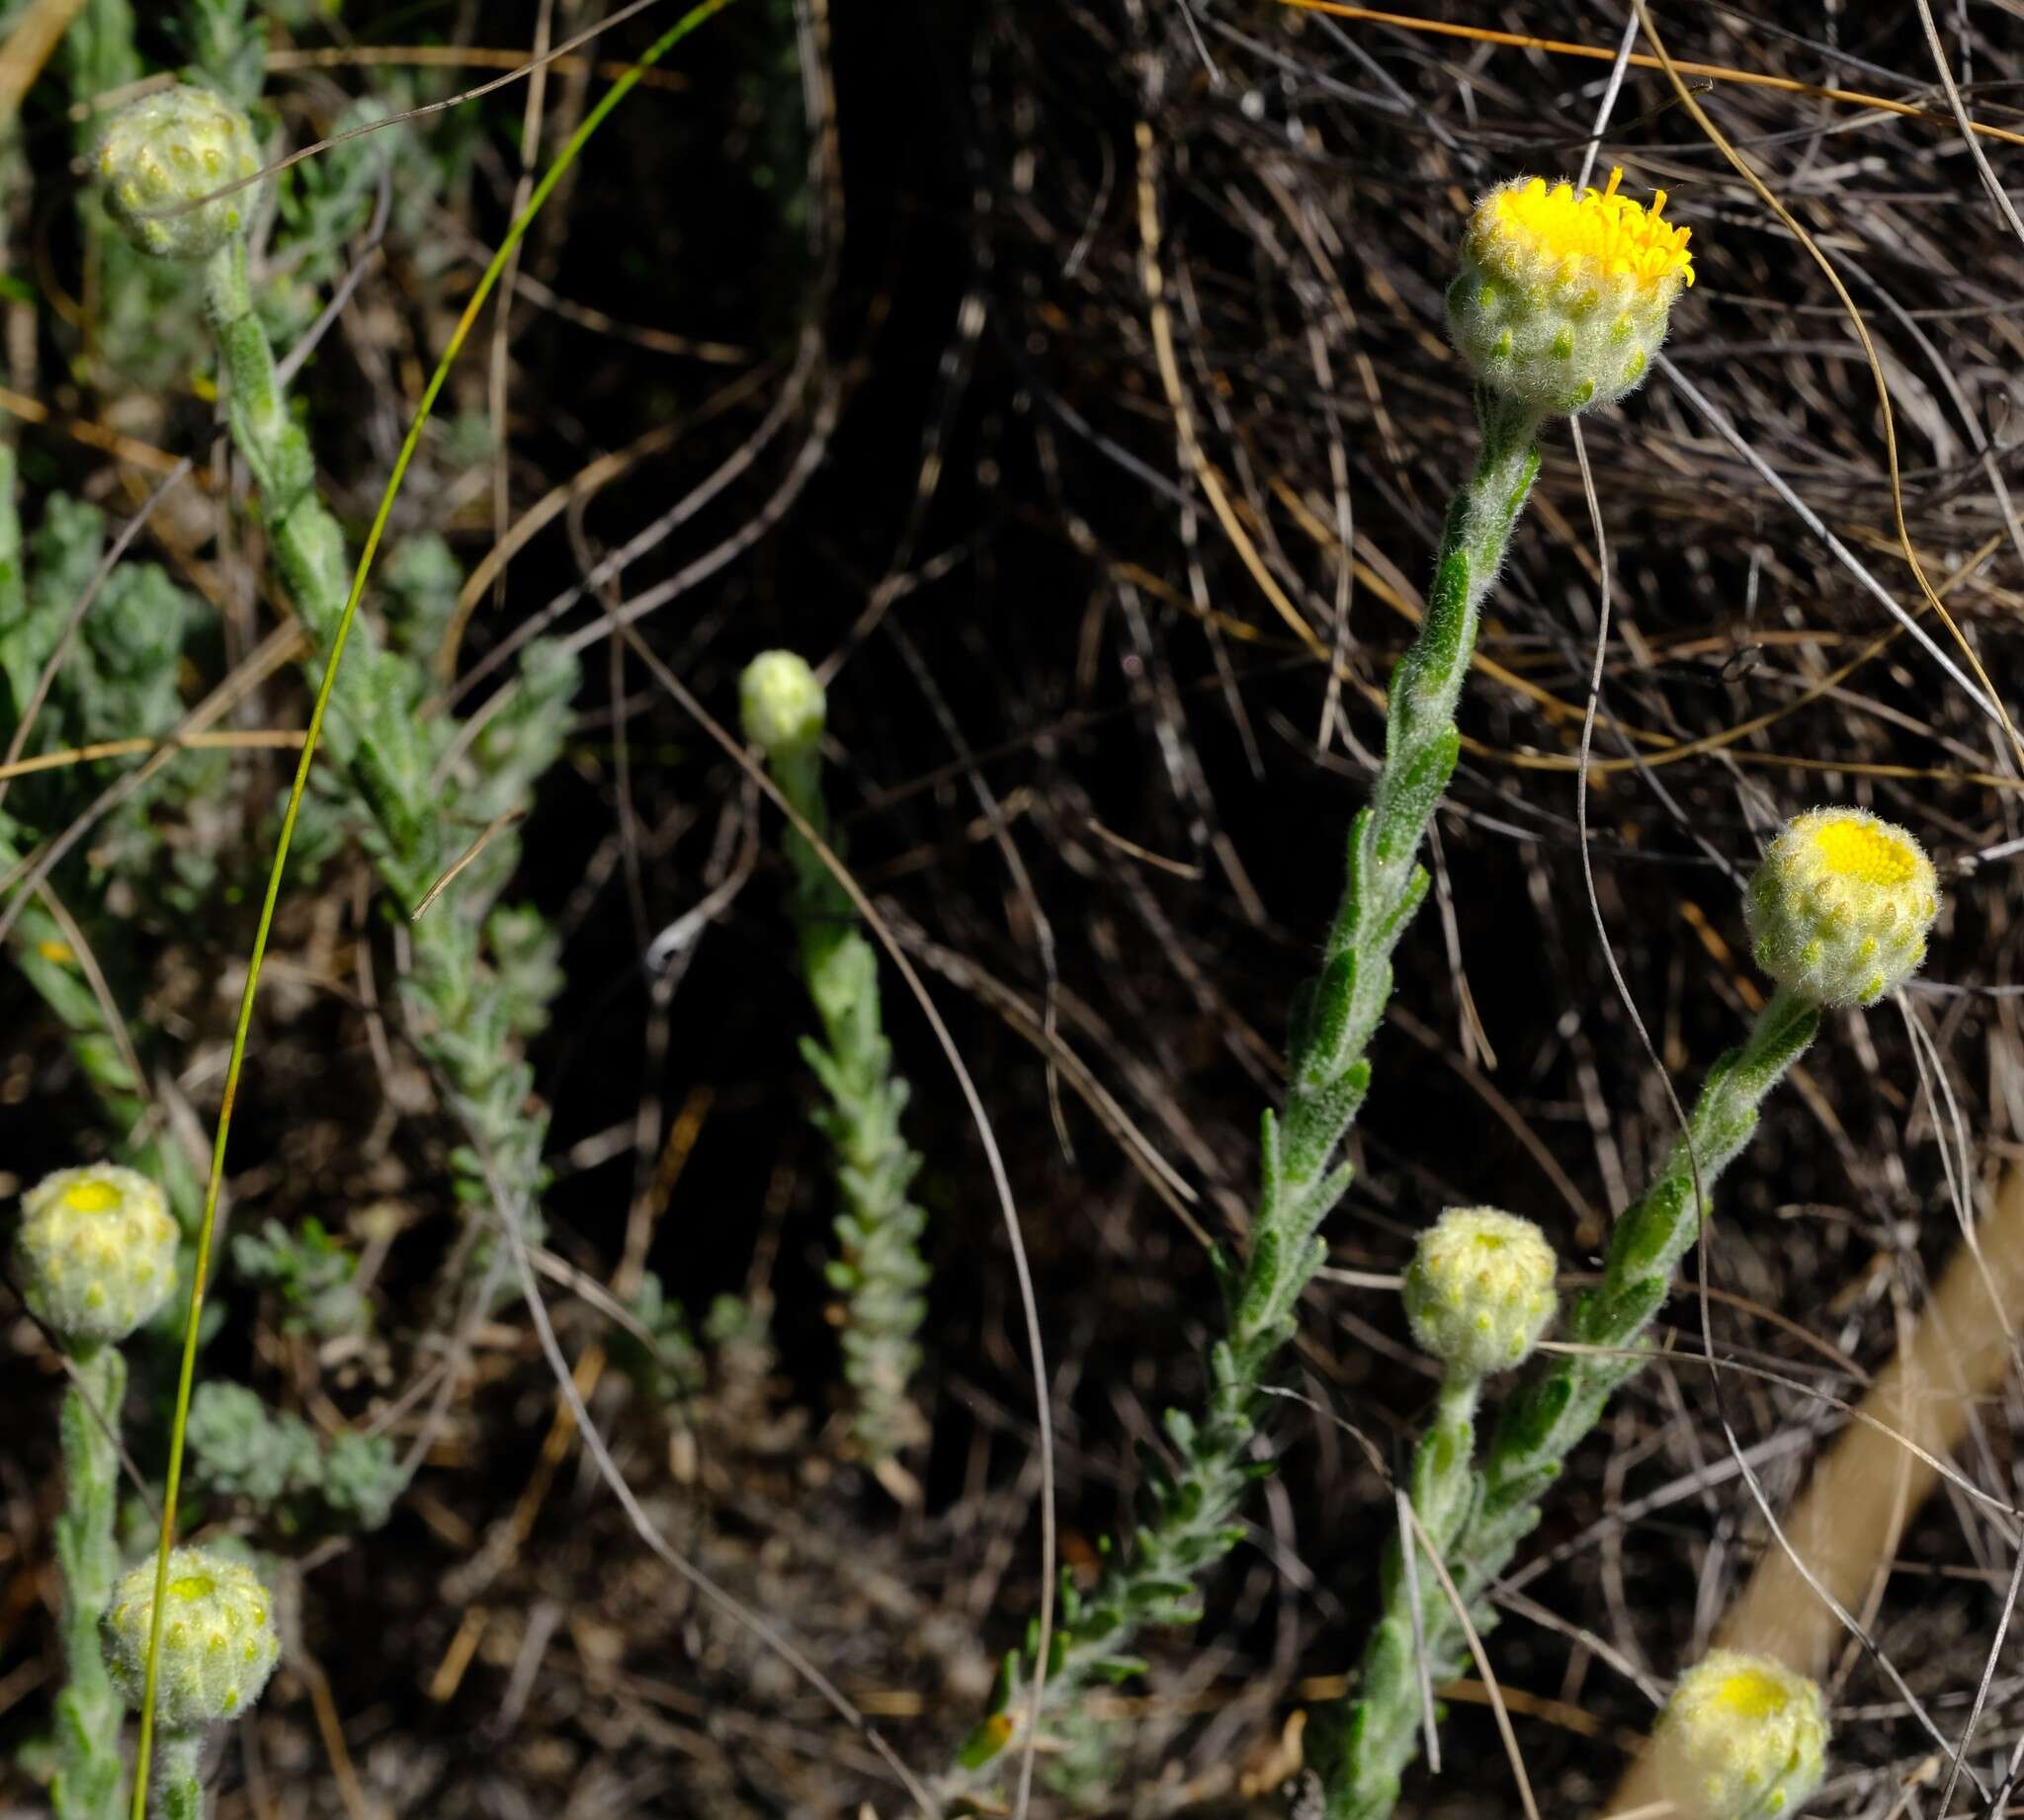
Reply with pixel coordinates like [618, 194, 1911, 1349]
[740, 650, 826, 755]
[1448, 167, 1693, 416]
[1402, 1206, 1557, 1378]
[1652, 1650, 1828, 1820]
[1746, 806, 1939, 1008]
[102, 1547, 279, 1731]
[98, 85, 262, 262]
[14, 1165, 177, 1347]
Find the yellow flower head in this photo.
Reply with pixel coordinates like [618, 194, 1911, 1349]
[1402, 1205, 1557, 1379]
[1652, 1650, 1828, 1820]
[14, 1164, 177, 1346]
[1746, 806, 1940, 1008]
[102, 1546, 279, 1730]
[1449, 167, 1694, 415]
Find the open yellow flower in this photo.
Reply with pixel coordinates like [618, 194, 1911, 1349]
[1448, 167, 1694, 415]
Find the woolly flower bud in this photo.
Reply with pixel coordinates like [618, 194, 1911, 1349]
[1652, 1650, 1828, 1820]
[98, 85, 262, 261]
[740, 649, 826, 755]
[1448, 166, 1693, 415]
[1402, 1206, 1557, 1378]
[103, 1547, 279, 1731]
[1746, 806, 1939, 1008]
[14, 1165, 177, 1346]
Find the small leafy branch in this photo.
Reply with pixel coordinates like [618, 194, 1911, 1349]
[944, 342, 1549, 1810]
[946, 163, 1700, 1803]
[1323, 991, 1817, 1817]
[0, 451, 211, 1245]
[741, 651, 932, 1467]
[97, 90, 576, 1261]
[185, 1381, 403, 1532]
[1321, 798, 1940, 1817]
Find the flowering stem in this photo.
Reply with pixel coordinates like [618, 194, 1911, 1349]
[201, 240, 422, 845]
[197, 237, 563, 1245]
[1318, 985, 1819, 1820]
[942, 393, 1544, 1803]
[153, 1731, 203, 1820]
[51, 1343, 127, 1820]
[1332, 1370, 1482, 1815]
[762, 731, 931, 1464]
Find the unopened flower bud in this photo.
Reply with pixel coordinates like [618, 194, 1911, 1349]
[1448, 167, 1693, 416]
[1746, 807, 1939, 1008]
[103, 1547, 279, 1731]
[740, 650, 826, 755]
[14, 1165, 177, 1346]
[1403, 1206, 1557, 1378]
[99, 85, 262, 262]
[1652, 1650, 1828, 1820]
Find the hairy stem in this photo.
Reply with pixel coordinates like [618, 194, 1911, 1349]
[198, 237, 563, 1240]
[765, 736, 931, 1463]
[51, 1343, 127, 1820]
[153, 1730, 204, 1820]
[1320, 985, 1820, 1819]
[941, 393, 1544, 1803]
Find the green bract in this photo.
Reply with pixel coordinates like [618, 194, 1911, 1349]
[98, 85, 262, 262]
[1746, 806, 1940, 1008]
[1652, 1651, 1829, 1820]
[1402, 1205, 1557, 1378]
[102, 1547, 279, 1731]
[15, 1165, 177, 1346]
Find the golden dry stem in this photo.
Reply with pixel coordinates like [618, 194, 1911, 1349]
[0, 0, 87, 123]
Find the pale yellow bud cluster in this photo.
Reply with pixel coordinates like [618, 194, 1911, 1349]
[1449, 168, 1693, 416]
[739, 649, 826, 756]
[1652, 1650, 1828, 1820]
[14, 1165, 177, 1346]
[1746, 807, 1939, 1008]
[1402, 1205, 1557, 1379]
[98, 85, 263, 262]
[102, 1547, 280, 1731]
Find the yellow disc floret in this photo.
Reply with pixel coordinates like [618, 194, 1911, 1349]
[102, 1546, 280, 1731]
[1652, 1650, 1828, 1820]
[1481, 170, 1694, 295]
[1746, 806, 1940, 1008]
[1449, 167, 1694, 415]
[1402, 1206, 1558, 1379]
[14, 1165, 178, 1346]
